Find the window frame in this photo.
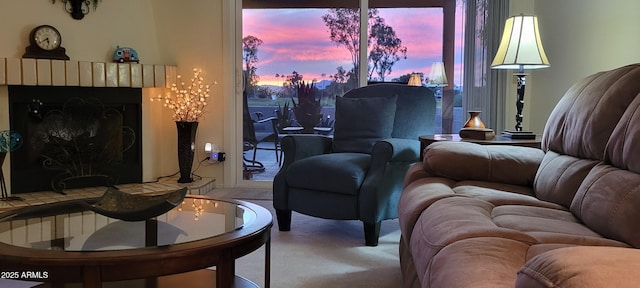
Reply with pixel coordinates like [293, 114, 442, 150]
[235, 0, 459, 187]
[242, 0, 456, 132]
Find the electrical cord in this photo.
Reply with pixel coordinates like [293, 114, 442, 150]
[142, 171, 179, 183]
[142, 156, 210, 184]
[191, 157, 209, 174]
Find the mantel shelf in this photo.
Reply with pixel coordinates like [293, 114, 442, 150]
[0, 58, 177, 88]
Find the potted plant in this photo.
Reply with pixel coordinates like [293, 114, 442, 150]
[291, 81, 322, 133]
[275, 101, 293, 133]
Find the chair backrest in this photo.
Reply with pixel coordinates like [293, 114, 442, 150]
[342, 83, 437, 139]
[242, 90, 258, 144]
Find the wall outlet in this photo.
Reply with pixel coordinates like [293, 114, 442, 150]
[210, 152, 226, 162]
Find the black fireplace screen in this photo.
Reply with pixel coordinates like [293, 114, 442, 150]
[9, 86, 143, 194]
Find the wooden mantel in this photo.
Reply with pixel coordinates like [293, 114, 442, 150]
[0, 58, 177, 88]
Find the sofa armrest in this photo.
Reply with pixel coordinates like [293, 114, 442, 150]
[517, 246, 640, 288]
[423, 141, 545, 186]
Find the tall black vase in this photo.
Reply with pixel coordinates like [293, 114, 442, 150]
[176, 121, 198, 183]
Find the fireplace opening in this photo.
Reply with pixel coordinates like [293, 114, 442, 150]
[9, 86, 143, 194]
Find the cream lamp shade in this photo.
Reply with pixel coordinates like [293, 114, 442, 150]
[407, 73, 422, 86]
[427, 62, 448, 87]
[491, 15, 550, 71]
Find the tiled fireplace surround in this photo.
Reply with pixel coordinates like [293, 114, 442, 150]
[0, 58, 214, 207]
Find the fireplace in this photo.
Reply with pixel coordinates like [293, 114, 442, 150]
[8, 86, 143, 194]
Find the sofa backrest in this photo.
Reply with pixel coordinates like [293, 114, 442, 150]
[570, 70, 640, 248]
[534, 64, 640, 207]
[541, 64, 640, 159]
[534, 64, 640, 247]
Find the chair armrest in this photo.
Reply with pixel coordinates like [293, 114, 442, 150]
[358, 138, 421, 223]
[255, 116, 277, 124]
[423, 141, 545, 186]
[273, 134, 333, 210]
[371, 138, 421, 165]
[279, 134, 333, 167]
[517, 246, 640, 288]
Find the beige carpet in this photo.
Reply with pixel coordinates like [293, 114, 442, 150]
[234, 200, 403, 288]
[205, 188, 403, 287]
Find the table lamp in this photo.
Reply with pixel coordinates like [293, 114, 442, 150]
[491, 14, 550, 138]
[427, 62, 448, 89]
[407, 73, 422, 86]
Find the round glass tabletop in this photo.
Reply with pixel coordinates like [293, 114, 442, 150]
[0, 196, 257, 252]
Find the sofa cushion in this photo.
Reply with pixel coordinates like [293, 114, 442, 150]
[428, 237, 532, 288]
[285, 152, 371, 195]
[606, 91, 640, 174]
[517, 246, 640, 288]
[409, 197, 538, 264]
[570, 164, 640, 248]
[533, 151, 598, 208]
[423, 141, 544, 186]
[332, 95, 397, 153]
[415, 196, 623, 252]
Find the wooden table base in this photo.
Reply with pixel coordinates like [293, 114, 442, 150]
[34, 269, 258, 288]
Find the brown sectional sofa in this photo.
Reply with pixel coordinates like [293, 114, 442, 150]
[398, 64, 640, 288]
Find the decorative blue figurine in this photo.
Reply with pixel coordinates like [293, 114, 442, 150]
[113, 46, 140, 63]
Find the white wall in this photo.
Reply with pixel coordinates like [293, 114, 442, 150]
[0, 1, 164, 62]
[0, 1, 230, 190]
[151, 1, 230, 187]
[500, 0, 640, 133]
[528, 0, 640, 133]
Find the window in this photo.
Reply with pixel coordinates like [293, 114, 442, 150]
[241, 0, 466, 182]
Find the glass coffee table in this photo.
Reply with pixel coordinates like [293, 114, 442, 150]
[0, 195, 272, 288]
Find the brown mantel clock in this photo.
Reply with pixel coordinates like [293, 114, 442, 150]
[22, 25, 70, 60]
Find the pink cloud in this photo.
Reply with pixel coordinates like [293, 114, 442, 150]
[243, 7, 465, 85]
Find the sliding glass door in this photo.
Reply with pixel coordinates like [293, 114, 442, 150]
[240, 0, 466, 183]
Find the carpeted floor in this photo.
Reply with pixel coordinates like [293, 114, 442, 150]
[233, 199, 403, 288]
[204, 188, 403, 287]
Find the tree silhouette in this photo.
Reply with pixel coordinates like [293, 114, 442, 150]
[369, 17, 408, 81]
[322, 8, 407, 83]
[242, 35, 263, 96]
[326, 66, 357, 97]
[322, 9, 365, 83]
[278, 71, 305, 99]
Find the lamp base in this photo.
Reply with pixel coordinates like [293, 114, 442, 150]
[501, 130, 536, 139]
[460, 128, 495, 140]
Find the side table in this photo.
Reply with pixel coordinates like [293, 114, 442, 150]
[419, 134, 542, 161]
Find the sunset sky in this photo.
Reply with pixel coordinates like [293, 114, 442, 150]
[243, 8, 465, 87]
